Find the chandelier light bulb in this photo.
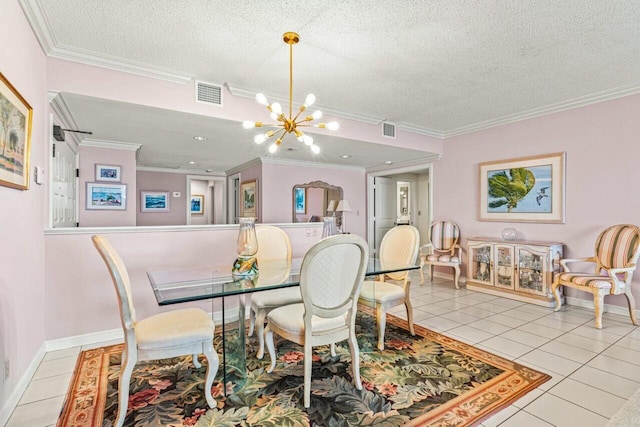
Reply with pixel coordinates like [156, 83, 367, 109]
[254, 134, 267, 144]
[270, 112, 278, 120]
[312, 110, 323, 120]
[296, 132, 305, 142]
[271, 102, 282, 114]
[304, 93, 316, 107]
[326, 121, 339, 131]
[311, 144, 320, 154]
[242, 121, 255, 129]
[256, 93, 269, 105]
[303, 135, 314, 146]
[268, 143, 278, 153]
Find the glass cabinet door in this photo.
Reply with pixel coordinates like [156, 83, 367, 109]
[468, 242, 493, 285]
[494, 245, 515, 289]
[515, 246, 548, 296]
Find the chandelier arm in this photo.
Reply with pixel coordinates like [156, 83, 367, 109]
[289, 39, 294, 120]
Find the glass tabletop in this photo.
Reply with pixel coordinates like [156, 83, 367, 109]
[148, 257, 419, 305]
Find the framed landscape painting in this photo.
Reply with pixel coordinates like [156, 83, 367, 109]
[240, 179, 257, 217]
[141, 191, 170, 212]
[0, 72, 33, 190]
[86, 183, 127, 210]
[190, 194, 204, 214]
[479, 152, 565, 223]
[95, 164, 121, 182]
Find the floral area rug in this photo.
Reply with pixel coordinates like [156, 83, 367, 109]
[57, 308, 549, 426]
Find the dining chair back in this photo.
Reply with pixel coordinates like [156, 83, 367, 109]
[248, 225, 300, 358]
[264, 234, 369, 407]
[359, 225, 420, 350]
[92, 235, 218, 427]
[419, 220, 462, 288]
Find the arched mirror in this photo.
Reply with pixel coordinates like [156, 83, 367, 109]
[292, 181, 343, 223]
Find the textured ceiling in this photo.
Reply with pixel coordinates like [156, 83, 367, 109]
[21, 0, 640, 170]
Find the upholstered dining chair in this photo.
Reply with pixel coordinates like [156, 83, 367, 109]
[358, 225, 420, 350]
[264, 234, 369, 408]
[551, 224, 640, 329]
[92, 235, 218, 427]
[248, 225, 300, 359]
[419, 220, 462, 289]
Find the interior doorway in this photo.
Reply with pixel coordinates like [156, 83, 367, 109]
[367, 164, 432, 257]
[186, 175, 226, 225]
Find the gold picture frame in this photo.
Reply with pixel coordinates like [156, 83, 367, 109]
[240, 179, 257, 218]
[479, 152, 565, 223]
[0, 72, 33, 190]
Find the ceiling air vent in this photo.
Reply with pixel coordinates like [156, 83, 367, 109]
[195, 81, 223, 106]
[382, 122, 396, 139]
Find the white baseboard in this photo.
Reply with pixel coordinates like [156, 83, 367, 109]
[565, 296, 640, 319]
[0, 343, 46, 427]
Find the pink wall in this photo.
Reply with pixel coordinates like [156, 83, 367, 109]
[434, 93, 640, 307]
[136, 171, 187, 226]
[0, 0, 47, 411]
[261, 163, 367, 238]
[44, 226, 322, 340]
[79, 146, 137, 226]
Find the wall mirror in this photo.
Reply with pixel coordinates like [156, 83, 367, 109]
[397, 180, 410, 225]
[292, 181, 343, 223]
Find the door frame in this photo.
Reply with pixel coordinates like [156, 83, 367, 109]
[367, 163, 433, 255]
[186, 174, 226, 225]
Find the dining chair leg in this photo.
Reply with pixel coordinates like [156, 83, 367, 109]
[429, 265, 435, 282]
[453, 265, 461, 289]
[594, 289, 606, 329]
[202, 341, 218, 408]
[303, 341, 313, 408]
[264, 325, 277, 373]
[419, 258, 425, 284]
[330, 343, 336, 357]
[376, 304, 386, 351]
[116, 351, 136, 427]
[551, 279, 563, 312]
[347, 325, 362, 390]
[248, 308, 256, 337]
[404, 300, 415, 335]
[254, 309, 268, 359]
[624, 289, 640, 326]
[192, 354, 201, 368]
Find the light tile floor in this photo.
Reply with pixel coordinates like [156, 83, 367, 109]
[6, 273, 640, 426]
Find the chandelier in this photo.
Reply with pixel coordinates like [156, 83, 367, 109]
[243, 32, 339, 154]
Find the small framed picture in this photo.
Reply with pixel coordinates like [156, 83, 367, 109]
[86, 183, 127, 210]
[240, 179, 257, 217]
[191, 194, 204, 214]
[140, 191, 170, 212]
[95, 164, 121, 182]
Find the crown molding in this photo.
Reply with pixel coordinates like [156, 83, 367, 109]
[260, 156, 365, 172]
[48, 91, 80, 153]
[395, 122, 445, 139]
[80, 138, 141, 152]
[137, 165, 225, 175]
[225, 157, 262, 176]
[19, 0, 192, 84]
[365, 154, 441, 174]
[444, 83, 640, 138]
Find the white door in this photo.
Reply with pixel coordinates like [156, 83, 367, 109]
[372, 176, 397, 256]
[50, 131, 78, 228]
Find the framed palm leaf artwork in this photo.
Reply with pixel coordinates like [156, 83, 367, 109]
[479, 152, 565, 223]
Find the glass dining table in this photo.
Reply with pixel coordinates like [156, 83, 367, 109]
[147, 257, 419, 390]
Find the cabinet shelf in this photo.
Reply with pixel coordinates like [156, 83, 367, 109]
[467, 238, 563, 307]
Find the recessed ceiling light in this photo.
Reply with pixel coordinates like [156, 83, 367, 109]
[193, 136, 207, 141]
[188, 161, 197, 165]
[385, 160, 393, 165]
[205, 169, 213, 173]
[286, 147, 298, 151]
[340, 154, 351, 159]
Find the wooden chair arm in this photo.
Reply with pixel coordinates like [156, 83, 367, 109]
[420, 243, 434, 256]
[560, 257, 597, 271]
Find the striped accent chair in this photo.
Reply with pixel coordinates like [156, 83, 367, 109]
[551, 224, 640, 329]
[419, 220, 462, 289]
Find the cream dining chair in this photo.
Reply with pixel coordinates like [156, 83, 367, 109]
[248, 225, 300, 359]
[358, 225, 420, 350]
[419, 220, 462, 289]
[551, 224, 640, 329]
[264, 234, 369, 408]
[92, 235, 218, 427]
